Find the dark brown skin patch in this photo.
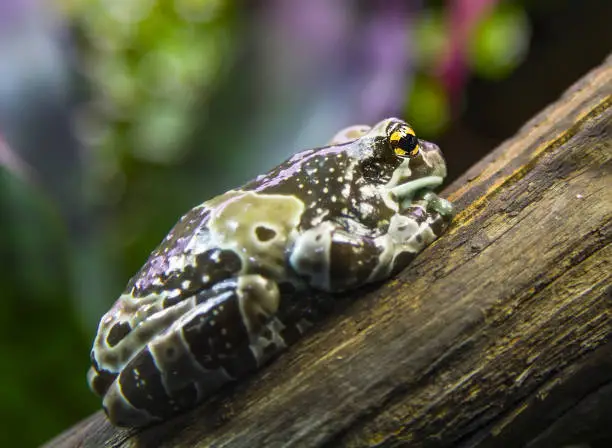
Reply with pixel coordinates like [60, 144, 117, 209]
[329, 232, 382, 290]
[255, 226, 277, 242]
[159, 248, 243, 309]
[90, 369, 117, 397]
[106, 321, 132, 347]
[155, 347, 207, 405]
[218, 343, 258, 379]
[391, 251, 417, 276]
[182, 285, 250, 373]
[196, 249, 243, 281]
[430, 213, 449, 237]
[119, 348, 174, 419]
[167, 382, 199, 411]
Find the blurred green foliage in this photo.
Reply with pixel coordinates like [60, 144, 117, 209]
[468, 4, 530, 79]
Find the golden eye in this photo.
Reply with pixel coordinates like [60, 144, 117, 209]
[393, 146, 407, 157]
[390, 126, 419, 158]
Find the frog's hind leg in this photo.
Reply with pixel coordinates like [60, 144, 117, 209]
[101, 275, 288, 427]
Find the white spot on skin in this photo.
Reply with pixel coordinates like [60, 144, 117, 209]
[210, 320, 216, 326]
[168, 256, 183, 272]
[168, 289, 181, 298]
[331, 196, 337, 203]
[360, 185, 377, 200]
[307, 190, 313, 195]
[360, 203, 375, 218]
[341, 184, 351, 198]
[323, 187, 329, 194]
[221, 328, 228, 335]
[181, 280, 190, 289]
[152, 277, 163, 286]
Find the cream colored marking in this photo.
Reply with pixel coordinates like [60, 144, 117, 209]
[289, 221, 335, 291]
[207, 191, 305, 279]
[236, 275, 280, 340]
[94, 297, 196, 372]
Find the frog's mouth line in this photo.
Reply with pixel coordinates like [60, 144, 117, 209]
[390, 175, 444, 199]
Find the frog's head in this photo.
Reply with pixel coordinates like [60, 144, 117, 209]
[347, 118, 448, 209]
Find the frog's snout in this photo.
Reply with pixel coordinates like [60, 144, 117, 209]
[419, 140, 448, 180]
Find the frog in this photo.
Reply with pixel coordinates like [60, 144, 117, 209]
[88, 117, 454, 427]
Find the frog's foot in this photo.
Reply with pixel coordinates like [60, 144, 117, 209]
[371, 197, 454, 280]
[421, 191, 455, 222]
[98, 275, 288, 427]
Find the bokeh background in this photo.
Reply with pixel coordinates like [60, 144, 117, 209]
[0, 1, 610, 446]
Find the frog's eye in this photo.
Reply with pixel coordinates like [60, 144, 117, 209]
[390, 126, 420, 158]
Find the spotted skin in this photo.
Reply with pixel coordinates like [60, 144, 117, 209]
[88, 118, 454, 426]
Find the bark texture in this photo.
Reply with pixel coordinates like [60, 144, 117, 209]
[44, 54, 612, 448]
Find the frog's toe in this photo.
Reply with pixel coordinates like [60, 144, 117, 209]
[426, 195, 454, 219]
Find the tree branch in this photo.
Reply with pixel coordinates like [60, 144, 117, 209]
[45, 54, 612, 448]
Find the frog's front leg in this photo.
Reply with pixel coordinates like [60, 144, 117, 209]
[383, 191, 454, 276]
[99, 274, 288, 427]
[289, 193, 453, 292]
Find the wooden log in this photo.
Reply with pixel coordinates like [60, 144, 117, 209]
[44, 54, 612, 448]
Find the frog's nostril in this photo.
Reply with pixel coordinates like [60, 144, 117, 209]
[255, 226, 276, 242]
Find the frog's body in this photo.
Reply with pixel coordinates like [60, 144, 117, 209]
[88, 118, 454, 426]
